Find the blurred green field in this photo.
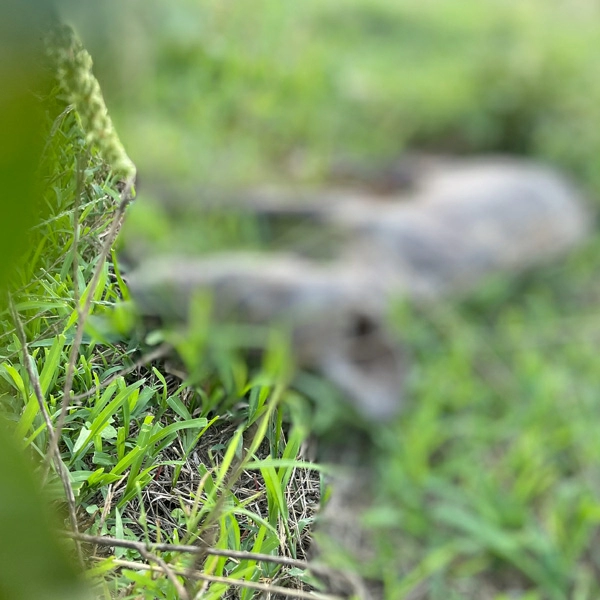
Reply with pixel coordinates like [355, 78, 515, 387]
[2, 1, 600, 598]
[78, 0, 600, 191]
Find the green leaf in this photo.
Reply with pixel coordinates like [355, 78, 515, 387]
[39, 333, 66, 397]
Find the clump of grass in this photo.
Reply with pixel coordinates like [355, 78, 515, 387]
[0, 74, 323, 599]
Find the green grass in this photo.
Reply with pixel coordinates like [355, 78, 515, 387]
[76, 0, 600, 190]
[1, 105, 321, 597]
[356, 252, 600, 598]
[2, 1, 600, 598]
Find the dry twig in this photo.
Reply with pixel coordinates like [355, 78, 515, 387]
[101, 557, 343, 600]
[66, 531, 339, 580]
[9, 298, 84, 566]
[44, 180, 135, 476]
[138, 547, 190, 600]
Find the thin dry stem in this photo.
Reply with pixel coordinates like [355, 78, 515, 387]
[104, 558, 343, 600]
[71, 153, 84, 307]
[66, 531, 333, 577]
[9, 297, 84, 566]
[139, 547, 190, 600]
[44, 179, 135, 476]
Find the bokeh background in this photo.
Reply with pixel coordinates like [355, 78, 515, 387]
[70, 2, 600, 597]
[2, 1, 600, 598]
[72, 0, 600, 190]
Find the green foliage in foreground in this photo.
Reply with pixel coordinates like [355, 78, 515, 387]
[2, 0, 600, 598]
[1, 105, 320, 598]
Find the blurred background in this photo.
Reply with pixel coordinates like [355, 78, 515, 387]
[69, 0, 600, 191]
[67, 2, 600, 596]
[79, 2, 600, 596]
[3, 0, 600, 597]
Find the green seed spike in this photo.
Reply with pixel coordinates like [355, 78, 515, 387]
[45, 24, 136, 183]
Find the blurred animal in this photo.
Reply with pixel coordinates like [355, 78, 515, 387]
[125, 155, 592, 598]
[246, 156, 590, 302]
[126, 156, 590, 421]
[127, 253, 406, 420]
